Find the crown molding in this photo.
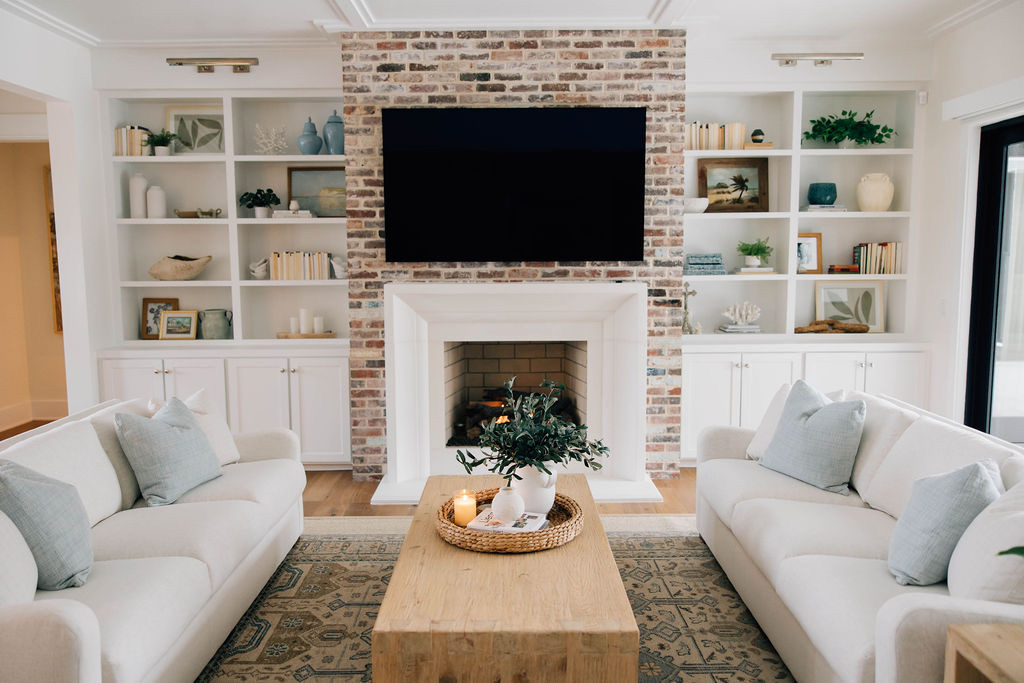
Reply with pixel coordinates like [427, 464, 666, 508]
[924, 0, 1014, 38]
[0, 0, 99, 46]
[99, 36, 336, 49]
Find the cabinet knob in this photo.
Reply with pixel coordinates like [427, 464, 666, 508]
[290, 368, 297, 374]
[734, 362, 741, 369]
[868, 362, 874, 368]
[153, 369, 160, 374]
[164, 369, 171, 374]
[279, 368, 286, 373]
[859, 362, 866, 368]
[744, 363, 750, 369]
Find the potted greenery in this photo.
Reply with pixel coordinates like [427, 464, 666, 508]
[238, 188, 281, 218]
[456, 377, 608, 514]
[737, 236, 773, 267]
[803, 110, 896, 147]
[146, 129, 179, 156]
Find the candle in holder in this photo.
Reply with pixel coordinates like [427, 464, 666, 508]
[453, 490, 477, 527]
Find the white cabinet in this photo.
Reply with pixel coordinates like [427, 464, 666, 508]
[804, 351, 929, 407]
[100, 358, 226, 415]
[100, 358, 165, 403]
[803, 352, 865, 396]
[739, 353, 802, 429]
[226, 358, 291, 433]
[163, 358, 227, 416]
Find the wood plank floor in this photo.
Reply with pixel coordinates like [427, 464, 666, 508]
[302, 469, 696, 516]
[0, 420, 51, 441]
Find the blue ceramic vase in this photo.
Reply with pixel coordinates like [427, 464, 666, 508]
[322, 109, 344, 155]
[297, 117, 323, 155]
[807, 182, 837, 205]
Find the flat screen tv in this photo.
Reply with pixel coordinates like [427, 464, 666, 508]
[382, 107, 646, 262]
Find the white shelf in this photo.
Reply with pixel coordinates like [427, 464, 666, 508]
[233, 154, 346, 163]
[240, 280, 349, 287]
[799, 148, 913, 156]
[116, 218, 229, 225]
[120, 280, 233, 288]
[687, 149, 792, 157]
[682, 274, 788, 282]
[112, 155, 226, 163]
[795, 273, 908, 280]
[797, 211, 910, 219]
[236, 217, 347, 225]
[685, 212, 791, 221]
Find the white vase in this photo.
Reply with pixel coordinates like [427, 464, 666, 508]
[154, 146, 170, 157]
[856, 173, 895, 212]
[511, 465, 558, 514]
[146, 185, 166, 219]
[129, 173, 148, 218]
[490, 486, 525, 524]
[744, 255, 761, 267]
[254, 206, 271, 219]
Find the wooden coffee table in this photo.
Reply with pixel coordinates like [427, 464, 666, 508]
[372, 474, 639, 682]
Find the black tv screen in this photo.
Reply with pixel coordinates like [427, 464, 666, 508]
[382, 107, 646, 262]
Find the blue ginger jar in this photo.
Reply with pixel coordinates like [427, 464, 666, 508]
[297, 117, 323, 155]
[322, 109, 344, 155]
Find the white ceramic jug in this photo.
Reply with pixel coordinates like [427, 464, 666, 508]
[856, 173, 895, 212]
[511, 465, 558, 514]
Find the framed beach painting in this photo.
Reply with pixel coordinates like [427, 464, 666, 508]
[815, 281, 885, 333]
[165, 105, 224, 154]
[288, 166, 346, 217]
[697, 158, 769, 213]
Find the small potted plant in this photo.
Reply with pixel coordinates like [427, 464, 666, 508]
[456, 377, 608, 515]
[737, 236, 773, 267]
[146, 129, 179, 156]
[803, 110, 896, 147]
[238, 188, 281, 218]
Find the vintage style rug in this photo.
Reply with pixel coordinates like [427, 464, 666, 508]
[197, 516, 792, 682]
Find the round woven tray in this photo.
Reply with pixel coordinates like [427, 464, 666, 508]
[436, 488, 584, 553]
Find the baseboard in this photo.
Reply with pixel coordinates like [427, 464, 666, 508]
[0, 402, 32, 432]
[32, 399, 68, 421]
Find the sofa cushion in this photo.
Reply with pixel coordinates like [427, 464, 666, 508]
[0, 511, 37, 606]
[746, 383, 790, 460]
[87, 398, 154, 509]
[731, 499, 896, 585]
[760, 380, 866, 495]
[863, 417, 1017, 518]
[1001, 454, 1024, 490]
[949, 482, 1024, 604]
[35, 557, 210, 683]
[774, 555, 948, 683]
[698, 458, 868, 527]
[175, 458, 305, 522]
[1, 420, 121, 526]
[90, 500, 265, 590]
[844, 390, 919, 494]
[148, 389, 240, 466]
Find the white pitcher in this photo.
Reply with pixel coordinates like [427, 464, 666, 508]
[511, 464, 558, 514]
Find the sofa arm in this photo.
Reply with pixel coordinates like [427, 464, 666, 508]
[234, 428, 301, 463]
[875, 593, 1024, 683]
[0, 600, 102, 683]
[696, 426, 756, 464]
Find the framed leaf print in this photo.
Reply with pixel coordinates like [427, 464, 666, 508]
[815, 280, 885, 333]
[165, 105, 224, 154]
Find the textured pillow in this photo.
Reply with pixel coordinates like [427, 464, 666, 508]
[948, 481, 1024, 603]
[746, 383, 790, 460]
[759, 380, 866, 494]
[114, 397, 222, 506]
[889, 460, 1002, 586]
[844, 391, 919, 494]
[88, 398, 155, 509]
[148, 389, 240, 466]
[0, 460, 93, 590]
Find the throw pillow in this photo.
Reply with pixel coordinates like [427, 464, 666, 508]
[114, 397, 222, 506]
[843, 390, 919, 494]
[948, 480, 1024, 603]
[0, 460, 93, 590]
[746, 383, 791, 460]
[888, 460, 1002, 586]
[759, 380, 866, 494]
[148, 389, 240, 466]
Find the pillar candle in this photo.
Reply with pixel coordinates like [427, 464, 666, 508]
[289, 317, 299, 334]
[313, 316, 325, 334]
[299, 308, 312, 334]
[453, 490, 477, 527]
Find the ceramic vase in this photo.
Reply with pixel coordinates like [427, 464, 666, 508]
[297, 117, 323, 155]
[254, 206, 271, 219]
[744, 255, 761, 267]
[322, 109, 344, 155]
[511, 464, 558, 514]
[129, 173, 148, 218]
[856, 173, 895, 212]
[146, 185, 166, 218]
[199, 309, 232, 339]
[807, 182, 837, 206]
[154, 146, 170, 157]
[490, 486, 525, 524]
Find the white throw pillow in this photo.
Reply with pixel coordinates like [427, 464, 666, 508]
[843, 390, 919, 494]
[1001, 454, 1024, 490]
[148, 389, 240, 467]
[746, 383, 790, 460]
[949, 481, 1024, 604]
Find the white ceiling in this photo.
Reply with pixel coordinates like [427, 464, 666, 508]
[0, 0, 1012, 47]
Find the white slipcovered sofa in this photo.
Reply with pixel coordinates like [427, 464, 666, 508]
[0, 398, 306, 683]
[697, 390, 1024, 683]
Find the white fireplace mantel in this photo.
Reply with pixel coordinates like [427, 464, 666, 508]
[371, 281, 662, 505]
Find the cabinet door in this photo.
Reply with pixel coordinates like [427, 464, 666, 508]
[99, 359, 164, 402]
[289, 357, 350, 465]
[226, 358, 290, 434]
[682, 354, 741, 461]
[803, 352, 866, 395]
[864, 352, 930, 409]
[739, 353, 802, 428]
[163, 358, 227, 417]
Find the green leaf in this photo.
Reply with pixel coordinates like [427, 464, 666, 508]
[859, 291, 873, 325]
[176, 118, 193, 148]
[194, 131, 218, 149]
[196, 118, 221, 131]
[830, 299, 854, 317]
[997, 547, 1024, 558]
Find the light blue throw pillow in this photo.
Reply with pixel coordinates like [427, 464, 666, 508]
[759, 380, 866, 494]
[888, 460, 1002, 586]
[114, 396, 221, 506]
[0, 460, 93, 590]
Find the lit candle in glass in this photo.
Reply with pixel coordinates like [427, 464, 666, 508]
[453, 490, 477, 527]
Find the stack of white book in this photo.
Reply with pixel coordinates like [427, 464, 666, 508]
[718, 323, 761, 334]
[272, 209, 314, 218]
[467, 508, 550, 533]
[806, 204, 848, 212]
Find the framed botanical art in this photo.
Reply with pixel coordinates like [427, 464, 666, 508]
[165, 105, 224, 154]
[815, 281, 885, 333]
[697, 158, 769, 213]
[158, 309, 198, 340]
[796, 232, 823, 274]
[141, 297, 179, 340]
[287, 166, 346, 217]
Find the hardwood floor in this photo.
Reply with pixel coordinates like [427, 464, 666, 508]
[302, 468, 697, 516]
[0, 420, 51, 441]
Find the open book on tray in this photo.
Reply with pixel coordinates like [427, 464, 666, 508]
[467, 508, 550, 533]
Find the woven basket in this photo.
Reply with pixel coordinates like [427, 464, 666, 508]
[435, 488, 583, 553]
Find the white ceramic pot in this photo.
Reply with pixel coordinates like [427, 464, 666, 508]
[490, 487, 525, 524]
[856, 173, 895, 212]
[744, 255, 761, 267]
[154, 146, 170, 157]
[254, 206, 271, 219]
[146, 185, 166, 219]
[511, 465, 558, 514]
[129, 173, 148, 218]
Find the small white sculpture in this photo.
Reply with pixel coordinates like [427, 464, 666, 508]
[722, 301, 761, 325]
[254, 124, 287, 155]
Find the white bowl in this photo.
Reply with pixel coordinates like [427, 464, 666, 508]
[684, 198, 709, 214]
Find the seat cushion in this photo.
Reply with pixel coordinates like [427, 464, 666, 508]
[843, 390, 919, 494]
[87, 399, 152, 510]
[698, 458, 868, 527]
[949, 481, 1024, 604]
[731, 499, 896, 585]
[90, 501, 265, 590]
[774, 555, 948, 683]
[175, 458, 305, 522]
[36, 557, 210, 683]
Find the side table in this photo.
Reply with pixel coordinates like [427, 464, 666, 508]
[945, 623, 1024, 682]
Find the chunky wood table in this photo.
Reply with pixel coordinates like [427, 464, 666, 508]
[945, 623, 1024, 682]
[372, 474, 639, 682]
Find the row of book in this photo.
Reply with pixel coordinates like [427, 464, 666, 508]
[853, 242, 904, 275]
[114, 125, 151, 156]
[269, 251, 335, 280]
[684, 122, 748, 151]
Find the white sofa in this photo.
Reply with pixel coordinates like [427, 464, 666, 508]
[0, 398, 307, 683]
[697, 391, 1024, 683]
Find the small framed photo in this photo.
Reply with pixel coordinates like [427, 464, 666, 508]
[796, 233, 823, 274]
[815, 281, 885, 333]
[141, 297, 179, 340]
[697, 158, 769, 213]
[158, 310, 198, 340]
[165, 105, 224, 154]
[288, 166, 346, 217]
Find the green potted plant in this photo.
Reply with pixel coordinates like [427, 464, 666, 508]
[737, 236, 773, 267]
[145, 129, 179, 157]
[238, 188, 281, 218]
[456, 377, 608, 514]
[803, 110, 896, 147]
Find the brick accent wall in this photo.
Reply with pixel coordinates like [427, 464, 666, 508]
[340, 29, 685, 481]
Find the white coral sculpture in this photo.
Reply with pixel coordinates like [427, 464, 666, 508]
[254, 124, 287, 155]
[722, 301, 761, 325]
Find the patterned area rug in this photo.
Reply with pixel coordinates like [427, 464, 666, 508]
[197, 518, 792, 682]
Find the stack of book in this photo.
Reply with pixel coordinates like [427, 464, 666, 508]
[828, 264, 860, 274]
[272, 209, 314, 218]
[806, 204, 848, 212]
[466, 508, 550, 533]
[684, 253, 726, 276]
[854, 242, 903, 274]
[684, 122, 748, 151]
[734, 266, 775, 275]
[113, 125, 151, 156]
[269, 251, 334, 280]
[718, 323, 761, 334]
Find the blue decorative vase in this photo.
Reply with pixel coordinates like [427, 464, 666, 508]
[808, 182, 837, 206]
[322, 109, 344, 155]
[297, 117, 323, 155]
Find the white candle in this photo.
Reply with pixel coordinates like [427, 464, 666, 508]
[453, 490, 476, 527]
[313, 316, 325, 334]
[299, 308, 312, 334]
[289, 317, 299, 334]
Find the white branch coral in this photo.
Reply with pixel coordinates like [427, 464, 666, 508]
[254, 124, 287, 155]
[722, 301, 761, 325]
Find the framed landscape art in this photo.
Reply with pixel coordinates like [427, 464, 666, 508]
[288, 166, 347, 217]
[815, 281, 885, 333]
[158, 309, 198, 340]
[697, 158, 769, 213]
